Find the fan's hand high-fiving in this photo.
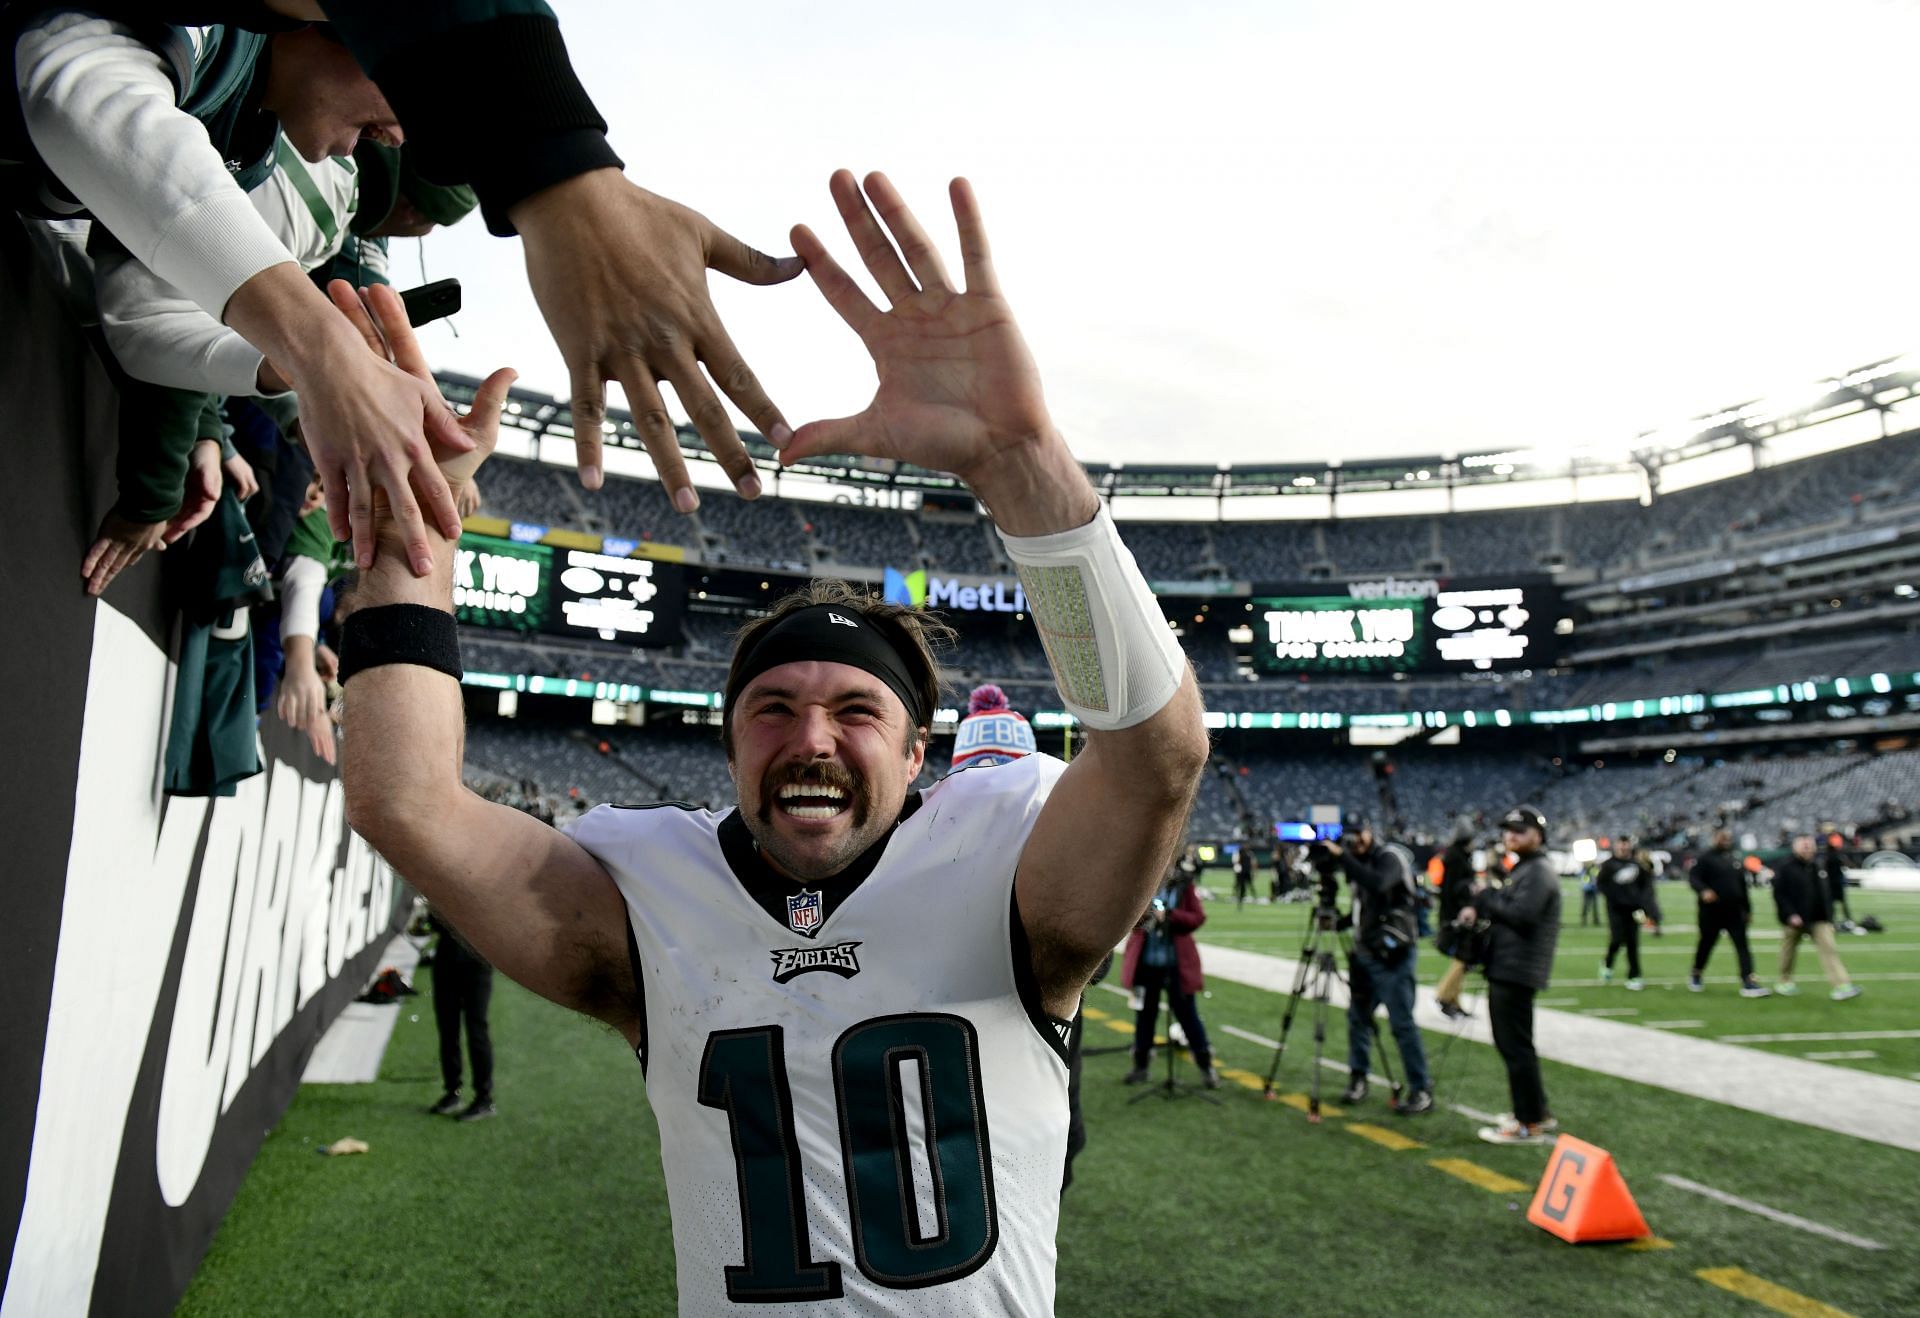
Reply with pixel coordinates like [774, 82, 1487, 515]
[782, 172, 1089, 536]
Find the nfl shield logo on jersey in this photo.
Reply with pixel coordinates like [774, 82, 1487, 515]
[785, 888, 823, 936]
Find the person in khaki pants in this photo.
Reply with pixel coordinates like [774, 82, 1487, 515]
[1772, 834, 1862, 1001]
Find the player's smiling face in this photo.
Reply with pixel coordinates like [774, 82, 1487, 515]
[730, 661, 926, 883]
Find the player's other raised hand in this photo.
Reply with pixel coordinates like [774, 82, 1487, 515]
[780, 171, 1056, 487]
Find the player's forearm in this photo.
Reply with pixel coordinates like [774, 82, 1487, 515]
[339, 522, 466, 845]
[967, 430, 1100, 538]
[1078, 674, 1210, 812]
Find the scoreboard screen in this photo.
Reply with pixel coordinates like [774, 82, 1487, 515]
[454, 534, 550, 632]
[454, 534, 686, 647]
[549, 548, 685, 647]
[1248, 576, 1559, 675]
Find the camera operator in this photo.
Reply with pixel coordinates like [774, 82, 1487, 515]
[1122, 850, 1220, 1088]
[1326, 819, 1434, 1116]
[1461, 807, 1560, 1145]
[1433, 815, 1479, 1018]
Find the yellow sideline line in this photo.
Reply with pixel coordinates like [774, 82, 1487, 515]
[1346, 1123, 1425, 1152]
[1080, 1006, 1111, 1021]
[1217, 1067, 1267, 1092]
[1695, 1268, 1855, 1318]
[1271, 1092, 1344, 1118]
[1427, 1158, 1529, 1194]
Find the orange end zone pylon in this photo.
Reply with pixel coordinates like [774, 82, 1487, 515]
[1526, 1135, 1651, 1243]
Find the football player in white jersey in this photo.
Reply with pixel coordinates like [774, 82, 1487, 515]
[336, 170, 1208, 1315]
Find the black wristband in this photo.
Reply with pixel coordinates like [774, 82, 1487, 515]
[340, 604, 462, 684]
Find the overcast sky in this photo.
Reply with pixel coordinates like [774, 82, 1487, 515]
[408, 0, 1920, 469]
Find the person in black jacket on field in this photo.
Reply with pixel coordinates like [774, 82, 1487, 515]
[426, 911, 496, 1121]
[1233, 840, 1258, 907]
[1598, 836, 1659, 990]
[1433, 815, 1479, 1017]
[1772, 834, 1862, 1001]
[1460, 806, 1561, 1146]
[1689, 829, 1770, 997]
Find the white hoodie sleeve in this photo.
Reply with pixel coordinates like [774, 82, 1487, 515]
[279, 553, 329, 644]
[95, 146, 357, 395]
[15, 10, 295, 319]
[95, 243, 274, 395]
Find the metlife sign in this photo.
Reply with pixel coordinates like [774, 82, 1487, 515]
[1249, 575, 1560, 675]
[884, 566, 1027, 613]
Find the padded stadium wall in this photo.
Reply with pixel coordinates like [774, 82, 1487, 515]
[0, 221, 405, 1316]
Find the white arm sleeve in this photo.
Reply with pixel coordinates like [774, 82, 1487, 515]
[95, 245, 271, 395]
[16, 11, 295, 319]
[93, 145, 353, 395]
[278, 554, 329, 645]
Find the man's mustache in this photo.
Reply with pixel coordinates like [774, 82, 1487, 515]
[758, 760, 868, 826]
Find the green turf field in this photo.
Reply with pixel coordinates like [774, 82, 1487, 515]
[179, 879, 1920, 1317]
[1197, 876, 1920, 1081]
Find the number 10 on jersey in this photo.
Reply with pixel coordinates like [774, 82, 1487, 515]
[697, 1012, 999, 1301]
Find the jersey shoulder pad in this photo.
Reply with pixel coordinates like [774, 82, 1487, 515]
[926, 750, 1067, 810]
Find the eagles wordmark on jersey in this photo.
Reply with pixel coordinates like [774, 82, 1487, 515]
[569, 753, 1074, 1317]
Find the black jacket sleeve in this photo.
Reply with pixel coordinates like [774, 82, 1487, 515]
[1772, 864, 1798, 923]
[321, 3, 624, 234]
[1339, 846, 1396, 899]
[1479, 860, 1554, 936]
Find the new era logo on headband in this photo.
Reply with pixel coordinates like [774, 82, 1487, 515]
[828, 613, 858, 628]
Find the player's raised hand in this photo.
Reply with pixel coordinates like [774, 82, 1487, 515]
[781, 171, 1056, 485]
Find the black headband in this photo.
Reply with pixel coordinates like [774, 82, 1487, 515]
[725, 604, 929, 733]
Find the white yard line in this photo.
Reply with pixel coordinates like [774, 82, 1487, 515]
[1581, 1007, 1640, 1017]
[1719, 1030, 1920, 1044]
[1221, 1023, 1281, 1050]
[1550, 972, 1920, 988]
[1535, 997, 1580, 1006]
[1657, 1175, 1888, 1251]
[1644, 1020, 1706, 1030]
[1198, 939, 1920, 1152]
[1449, 1102, 1503, 1123]
[1804, 1051, 1877, 1061]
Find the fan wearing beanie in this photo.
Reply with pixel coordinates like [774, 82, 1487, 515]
[951, 683, 1038, 770]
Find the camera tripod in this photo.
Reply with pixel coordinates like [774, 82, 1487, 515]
[1128, 996, 1222, 1105]
[1261, 904, 1402, 1120]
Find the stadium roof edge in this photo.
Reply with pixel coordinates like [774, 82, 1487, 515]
[436, 351, 1920, 514]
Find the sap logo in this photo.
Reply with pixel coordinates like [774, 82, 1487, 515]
[769, 942, 863, 983]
